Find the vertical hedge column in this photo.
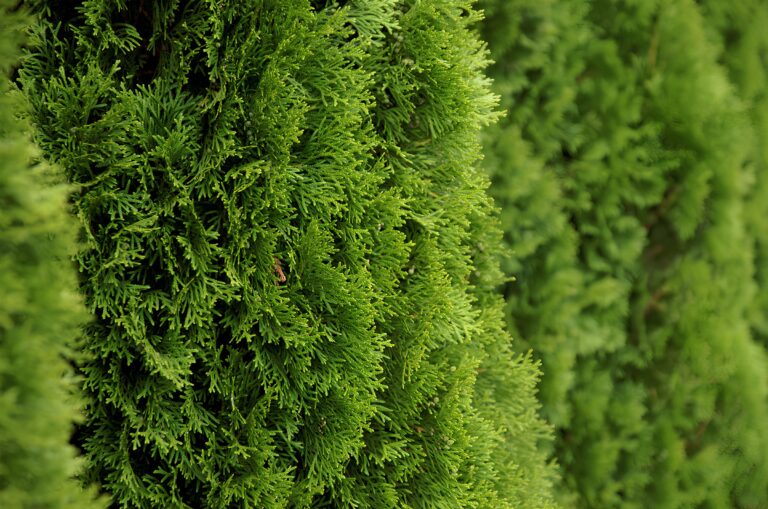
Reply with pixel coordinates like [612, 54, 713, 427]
[20, 0, 557, 506]
[697, 2, 768, 504]
[481, 0, 768, 507]
[0, 2, 102, 507]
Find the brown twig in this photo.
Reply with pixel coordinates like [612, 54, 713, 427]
[273, 258, 287, 285]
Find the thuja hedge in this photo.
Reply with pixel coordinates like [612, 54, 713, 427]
[481, 0, 768, 507]
[18, 0, 557, 507]
[700, 0, 768, 347]
[0, 1, 101, 507]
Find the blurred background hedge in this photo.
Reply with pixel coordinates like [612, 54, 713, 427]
[480, 0, 768, 507]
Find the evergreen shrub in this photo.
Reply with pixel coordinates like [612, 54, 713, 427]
[0, 1, 102, 507]
[19, 0, 557, 507]
[480, 0, 768, 507]
[700, 0, 768, 348]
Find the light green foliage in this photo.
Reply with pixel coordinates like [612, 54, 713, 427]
[0, 1, 103, 507]
[481, 0, 768, 507]
[700, 0, 768, 348]
[19, 0, 556, 506]
[696, 3, 768, 504]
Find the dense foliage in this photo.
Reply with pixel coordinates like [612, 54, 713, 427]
[480, 0, 768, 507]
[0, 1, 102, 507]
[700, 0, 768, 347]
[11, 0, 768, 506]
[18, 0, 556, 507]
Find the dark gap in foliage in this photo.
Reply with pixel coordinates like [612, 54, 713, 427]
[117, 0, 167, 86]
[722, 27, 742, 47]
[47, 0, 82, 27]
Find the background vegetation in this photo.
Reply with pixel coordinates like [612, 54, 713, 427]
[0, 1, 102, 507]
[480, 0, 768, 506]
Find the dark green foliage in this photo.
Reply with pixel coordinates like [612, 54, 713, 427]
[19, 0, 556, 506]
[481, 0, 768, 507]
[0, 2, 103, 507]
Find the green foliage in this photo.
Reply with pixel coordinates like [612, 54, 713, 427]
[699, 0, 768, 348]
[0, 2, 103, 507]
[19, 0, 556, 506]
[480, 0, 768, 507]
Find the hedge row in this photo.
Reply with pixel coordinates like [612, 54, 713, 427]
[6, 0, 768, 507]
[14, 0, 555, 507]
[481, 0, 768, 507]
